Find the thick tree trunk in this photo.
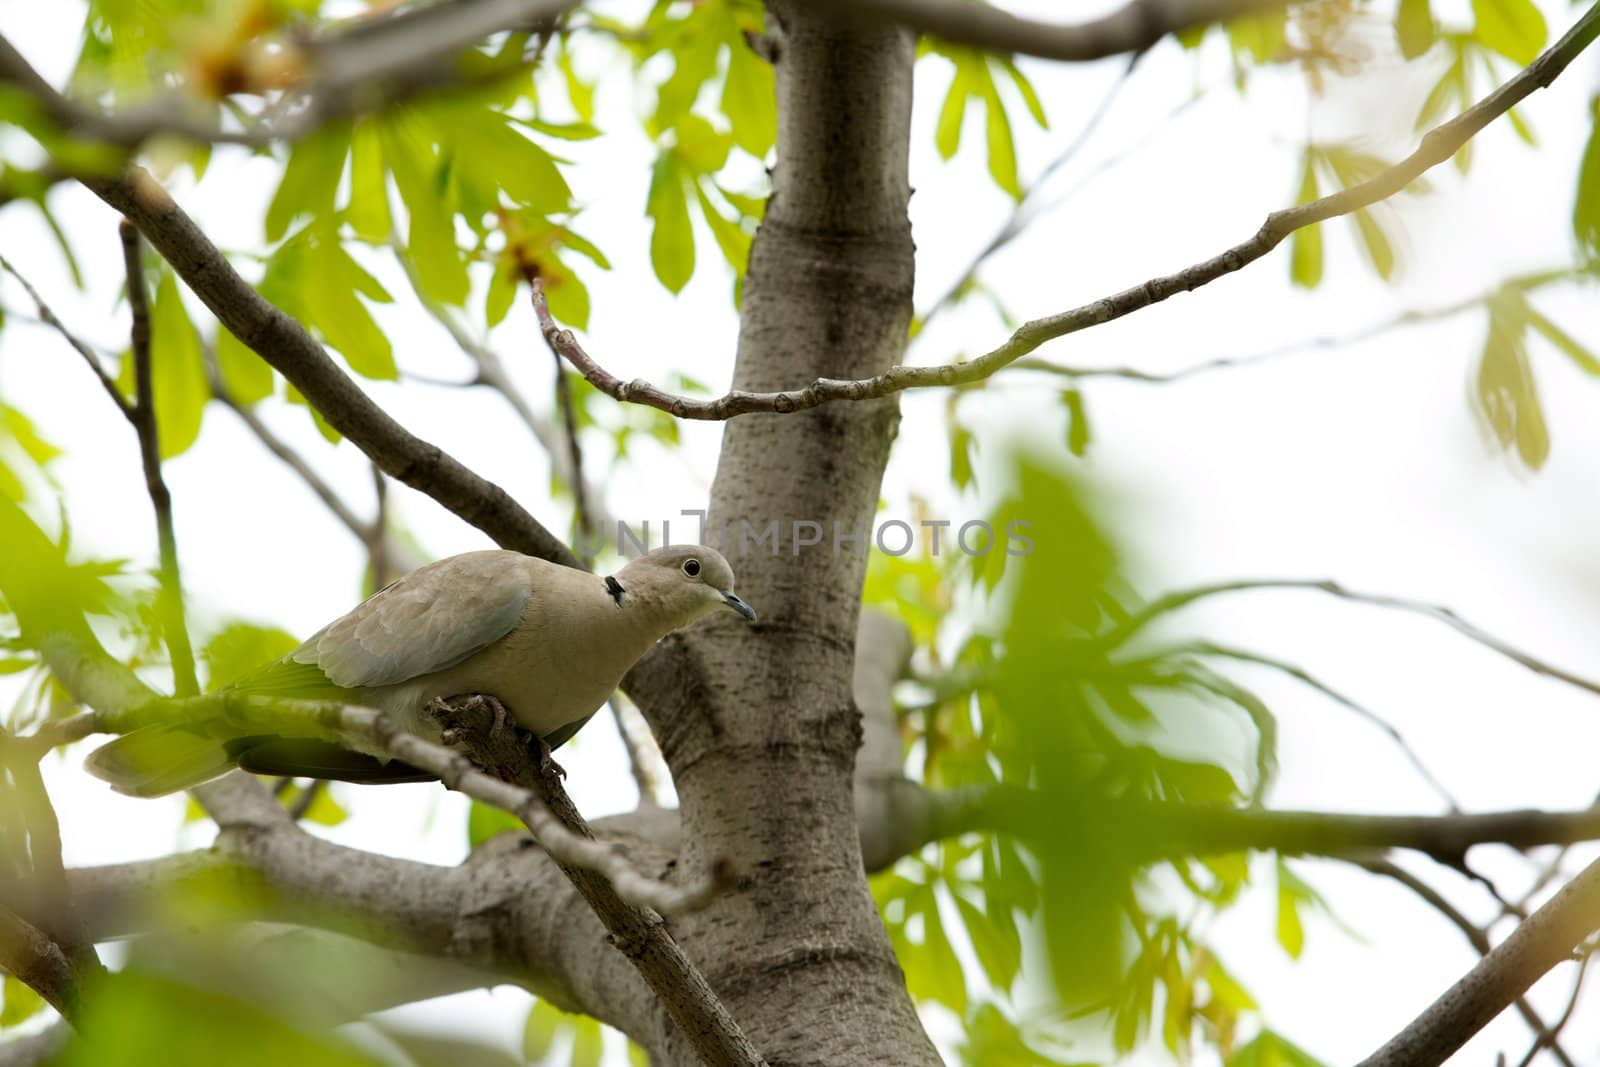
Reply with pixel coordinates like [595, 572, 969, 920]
[630, 5, 937, 1064]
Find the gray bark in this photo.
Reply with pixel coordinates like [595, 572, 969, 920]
[623, 6, 937, 1063]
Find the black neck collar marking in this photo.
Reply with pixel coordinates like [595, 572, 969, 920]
[604, 575, 625, 606]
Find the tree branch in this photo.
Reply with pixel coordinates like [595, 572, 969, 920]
[0, 1, 578, 151]
[87, 168, 578, 567]
[1360, 858, 1578, 1067]
[0, 906, 84, 1023]
[1096, 577, 1600, 701]
[532, 5, 1600, 420]
[0, 253, 131, 421]
[1356, 854, 1600, 1067]
[206, 362, 371, 541]
[801, 0, 1287, 62]
[120, 221, 199, 698]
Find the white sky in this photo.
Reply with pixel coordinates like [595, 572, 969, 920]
[4, 0, 1600, 1064]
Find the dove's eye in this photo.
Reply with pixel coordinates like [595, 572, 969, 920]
[682, 558, 702, 578]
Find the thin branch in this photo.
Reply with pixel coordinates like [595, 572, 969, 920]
[0, 906, 82, 1023]
[1006, 269, 1578, 386]
[610, 695, 667, 810]
[1167, 641, 1458, 809]
[206, 364, 371, 540]
[1357, 854, 1600, 1067]
[1512, 947, 1590, 1067]
[551, 336, 594, 567]
[802, 0, 1289, 62]
[1361, 858, 1578, 1067]
[1096, 578, 1600, 702]
[0, 2, 578, 151]
[367, 465, 393, 592]
[121, 221, 199, 698]
[533, 6, 1600, 419]
[84, 692, 725, 917]
[89, 168, 578, 567]
[0, 252, 131, 420]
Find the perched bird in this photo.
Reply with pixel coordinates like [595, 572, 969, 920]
[86, 545, 756, 797]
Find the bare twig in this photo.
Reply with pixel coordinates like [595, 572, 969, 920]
[1361, 858, 1578, 1067]
[802, 0, 1289, 62]
[206, 363, 370, 540]
[0, 252, 131, 420]
[1165, 641, 1458, 809]
[1512, 947, 1590, 1067]
[121, 221, 199, 698]
[551, 337, 594, 566]
[533, 7, 1600, 419]
[1357, 854, 1600, 1067]
[610, 695, 667, 809]
[90, 169, 578, 568]
[287, 779, 326, 822]
[1097, 578, 1600, 702]
[1006, 270, 1579, 386]
[367, 465, 393, 592]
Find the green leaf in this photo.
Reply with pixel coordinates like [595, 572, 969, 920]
[1350, 208, 1395, 280]
[265, 122, 351, 243]
[347, 123, 391, 243]
[60, 972, 378, 1067]
[1472, 0, 1547, 65]
[148, 272, 209, 459]
[215, 329, 274, 405]
[486, 261, 518, 328]
[1395, 0, 1435, 58]
[1227, 1029, 1329, 1067]
[452, 113, 571, 213]
[1062, 389, 1089, 457]
[1474, 293, 1549, 469]
[201, 621, 298, 691]
[999, 57, 1048, 128]
[1275, 874, 1306, 959]
[694, 183, 751, 277]
[1575, 104, 1600, 262]
[1289, 154, 1322, 288]
[517, 118, 601, 141]
[381, 120, 469, 307]
[647, 153, 695, 293]
[522, 1000, 563, 1060]
[723, 41, 777, 157]
[1, 975, 45, 1027]
[285, 385, 341, 445]
[559, 46, 595, 123]
[953, 894, 1022, 991]
[936, 56, 977, 160]
[673, 113, 733, 175]
[981, 72, 1021, 199]
[569, 1018, 603, 1067]
[1506, 106, 1536, 146]
[1, 405, 61, 466]
[902, 889, 967, 1014]
[303, 240, 397, 381]
[468, 799, 522, 848]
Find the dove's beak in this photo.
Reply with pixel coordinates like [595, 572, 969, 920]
[722, 592, 757, 622]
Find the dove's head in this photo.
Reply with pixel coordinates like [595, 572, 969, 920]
[613, 544, 757, 629]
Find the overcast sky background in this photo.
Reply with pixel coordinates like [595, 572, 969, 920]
[4, 0, 1600, 1063]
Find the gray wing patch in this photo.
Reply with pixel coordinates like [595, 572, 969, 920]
[292, 551, 531, 688]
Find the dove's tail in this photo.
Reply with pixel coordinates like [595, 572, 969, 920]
[84, 722, 240, 797]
